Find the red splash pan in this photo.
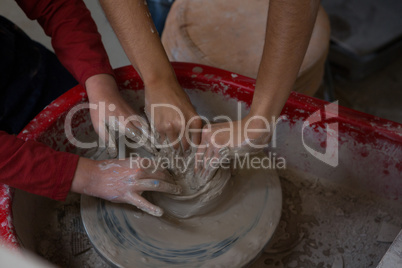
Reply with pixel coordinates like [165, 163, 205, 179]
[1, 63, 401, 247]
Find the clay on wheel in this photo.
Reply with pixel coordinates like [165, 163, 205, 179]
[148, 148, 232, 218]
[151, 158, 231, 218]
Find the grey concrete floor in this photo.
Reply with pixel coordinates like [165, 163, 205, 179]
[318, 55, 402, 124]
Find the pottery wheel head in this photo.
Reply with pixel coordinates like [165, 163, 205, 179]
[81, 166, 282, 267]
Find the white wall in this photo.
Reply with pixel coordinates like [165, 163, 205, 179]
[0, 0, 130, 68]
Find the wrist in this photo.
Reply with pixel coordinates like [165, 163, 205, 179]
[142, 69, 178, 92]
[249, 83, 291, 121]
[241, 114, 273, 143]
[246, 108, 273, 123]
[144, 78, 185, 101]
[85, 74, 119, 97]
[242, 113, 271, 129]
[70, 157, 94, 194]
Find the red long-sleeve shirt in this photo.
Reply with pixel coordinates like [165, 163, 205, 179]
[0, 131, 79, 201]
[0, 0, 114, 200]
[17, 0, 114, 86]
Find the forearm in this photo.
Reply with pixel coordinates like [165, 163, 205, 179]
[99, 0, 177, 88]
[250, 0, 320, 120]
[85, 74, 119, 101]
[17, 0, 114, 86]
[70, 157, 93, 195]
[0, 131, 79, 201]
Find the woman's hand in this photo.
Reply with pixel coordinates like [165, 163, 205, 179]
[144, 80, 202, 154]
[195, 115, 272, 181]
[192, 0, 320, 179]
[99, 0, 202, 154]
[86, 74, 155, 157]
[71, 157, 181, 217]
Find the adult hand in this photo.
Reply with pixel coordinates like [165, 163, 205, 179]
[99, 0, 202, 154]
[192, 0, 320, 181]
[195, 115, 272, 182]
[71, 157, 181, 217]
[144, 80, 202, 154]
[86, 74, 155, 157]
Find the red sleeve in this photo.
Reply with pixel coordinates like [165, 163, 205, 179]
[16, 0, 114, 86]
[0, 131, 79, 201]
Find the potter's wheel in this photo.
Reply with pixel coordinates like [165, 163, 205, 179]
[81, 167, 282, 267]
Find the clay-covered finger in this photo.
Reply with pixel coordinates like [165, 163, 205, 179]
[124, 123, 142, 143]
[123, 115, 157, 153]
[200, 148, 220, 181]
[202, 144, 215, 171]
[195, 124, 213, 172]
[218, 146, 230, 159]
[180, 131, 190, 154]
[134, 179, 182, 195]
[119, 157, 170, 181]
[96, 121, 108, 143]
[161, 137, 176, 155]
[109, 114, 155, 154]
[139, 167, 175, 182]
[199, 168, 212, 185]
[93, 123, 114, 159]
[165, 127, 181, 151]
[209, 150, 222, 171]
[194, 144, 207, 174]
[125, 123, 156, 153]
[156, 132, 167, 150]
[149, 122, 162, 149]
[95, 122, 117, 158]
[132, 115, 152, 137]
[106, 129, 118, 158]
[200, 159, 219, 184]
[127, 194, 164, 217]
[188, 116, 202, 149]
